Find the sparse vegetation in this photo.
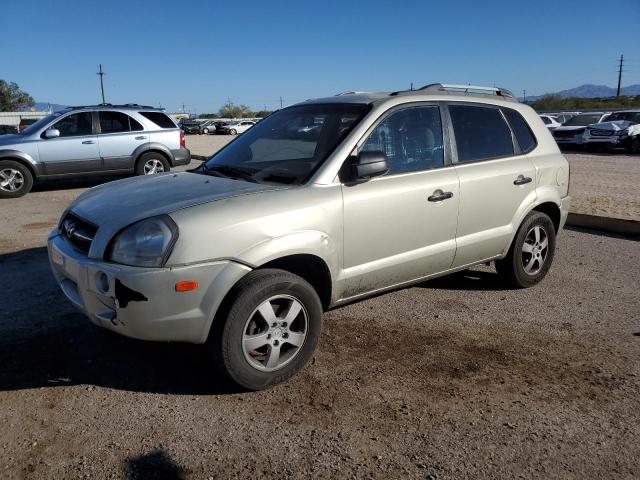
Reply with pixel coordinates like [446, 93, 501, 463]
[530, 95, 640, 111]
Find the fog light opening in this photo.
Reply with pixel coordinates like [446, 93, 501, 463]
[95, 271, 109, 294]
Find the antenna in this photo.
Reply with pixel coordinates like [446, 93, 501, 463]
[97, 64, 106, 104]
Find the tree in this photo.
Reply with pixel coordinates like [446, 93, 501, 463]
[0, 80, 35, 111]
[217, 100, 253, 118]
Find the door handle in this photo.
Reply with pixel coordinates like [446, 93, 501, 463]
[81, 140, 95, 144]
[428, 190, 454, 202]
[135, 136, 147, 140]
[513, 175, 532, 185]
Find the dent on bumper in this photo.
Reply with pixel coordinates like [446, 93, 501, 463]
[48, 232, 250, 343]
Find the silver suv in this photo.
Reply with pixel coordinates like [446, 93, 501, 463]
[48, 84, 570, 390]
[0, 104, 190, 198]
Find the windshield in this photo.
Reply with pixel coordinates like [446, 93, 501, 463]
[202, 103, 370, 185]
[20, 112, 64, 135]
[604, 112, 640, 124]
[563, 114, 603, 126]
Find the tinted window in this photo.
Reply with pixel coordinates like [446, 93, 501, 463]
[449, 105, 514, 162]
[541, 116, 550, 125]
[99, 111, 130, 133]
[52, 112, 93, 137]
[504, 108, 537, 153]
[139, 111, 176, 128]
[361, 106, 444, 174]
[130, 117, 144, 131]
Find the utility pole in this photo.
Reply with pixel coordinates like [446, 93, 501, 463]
[410, 82, 413, 91]
[616, 54, 624, 97]
[97, 64, 106, 104]
[279, 96, 283, 109]
[523, 89, 526, 102]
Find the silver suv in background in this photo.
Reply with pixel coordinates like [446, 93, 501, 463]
[0, 104, 190, 198]
[48, 84, 570, 390]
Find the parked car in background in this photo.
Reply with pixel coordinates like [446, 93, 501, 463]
[18, 118, 38, 132]
[539, 115, 562, 131]
[217, 120, 255, 135]
[583, 110, 640, 152]
[552, 112, 610, 147]
[0, 104, 189, 198]
[180, 120, 203, 134]
[0, 125, 18, 135]
[550, 112, 579, 124]
[47, 83, 569, 390]
[200, 120, 217, 134]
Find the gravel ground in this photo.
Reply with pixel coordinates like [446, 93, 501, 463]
[185, 135, 640, 221]
[0, 154, 639, 478]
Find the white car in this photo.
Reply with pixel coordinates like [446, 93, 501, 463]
[583, 110, 640, 152]
[218, 120, 255, 135]
[552, 113, 611, 147]
[539, 115, 562, 131]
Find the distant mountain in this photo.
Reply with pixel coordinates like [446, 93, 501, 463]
[523, 84, 640, 102]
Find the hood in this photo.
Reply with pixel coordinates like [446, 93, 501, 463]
[554, 125, 587, 131]
[68, 172, 287, 254]
[587, 120, 633, 131]
[0, 134, 25, 147]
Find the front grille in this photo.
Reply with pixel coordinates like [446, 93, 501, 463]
[589, 129, 613, 137]
[59, 212, 97, 254]
[554, 128, 585, 138]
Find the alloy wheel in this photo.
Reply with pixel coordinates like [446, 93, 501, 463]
[0, 168, 25, 192]
[242, 294, 308, 372]
[143, 159, 165, 174]
[522, 225, 548, 275]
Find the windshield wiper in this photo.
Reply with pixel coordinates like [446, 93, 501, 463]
[202, 164, 258, 183]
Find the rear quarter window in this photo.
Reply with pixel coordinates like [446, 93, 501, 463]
[138, 112, 176, 129]
[503, 108, 537, 153]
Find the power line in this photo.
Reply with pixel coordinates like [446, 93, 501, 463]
[96, 64, 106, 104]
[616, 54, 624, 97]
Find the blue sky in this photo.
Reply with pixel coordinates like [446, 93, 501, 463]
[2, 0, 639, 113]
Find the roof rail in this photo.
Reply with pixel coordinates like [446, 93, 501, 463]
[67, 103, 162, 110]
[390, 83, 517, 102]
[334, 91, 370, 96]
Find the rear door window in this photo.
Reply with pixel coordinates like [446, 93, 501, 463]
[99, 111, 130, 134]
[138, 112, 176, 129]
[449, 104, 514, 162]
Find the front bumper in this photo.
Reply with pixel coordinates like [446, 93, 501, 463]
[554, 135, 585, 145]
[583, 135, 626, 145]
[171, 147, 191, 166]
[48, 232, 250, 343]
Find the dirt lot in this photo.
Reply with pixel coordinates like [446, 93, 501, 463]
[1, 151, 639, 479]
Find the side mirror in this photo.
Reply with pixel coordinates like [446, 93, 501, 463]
[351, 150, 389, 181]
[44, 128, 60, 139]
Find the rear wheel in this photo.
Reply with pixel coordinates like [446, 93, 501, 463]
[203, 128, 209, 134]
[209, 269, 322, 391]
[229, 129, 237, 135]
[496, 211, 556, 288]
[0, 160, 33, 198]
[135, 152, 170, 176]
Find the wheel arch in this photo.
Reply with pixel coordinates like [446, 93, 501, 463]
[0, 150, 39, 178]
[133, 143, 174, 167]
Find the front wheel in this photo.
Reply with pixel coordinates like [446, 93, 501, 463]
[202, 128, 209, 134]
[496, 211, 556, 288]
[209, 269, 322, 390]
[0, 160, 34, 199]
[229, 129, 237, 135]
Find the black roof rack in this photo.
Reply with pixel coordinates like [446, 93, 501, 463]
[390, 83, 517, 102]
[66, 103, 162, 110]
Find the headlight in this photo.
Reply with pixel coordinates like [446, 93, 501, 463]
[109, 215, 178, 267]
[615, 129, 628, 136]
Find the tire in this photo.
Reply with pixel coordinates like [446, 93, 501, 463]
[229, 129, 237, 135]
[134, 152, 170, 176]
[202, 128, 209, 134]
[0, 160, 34, 198]
[209, 269, 322, 391]
[496, 211, 556, 288]
[626, 136, 640, 154]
